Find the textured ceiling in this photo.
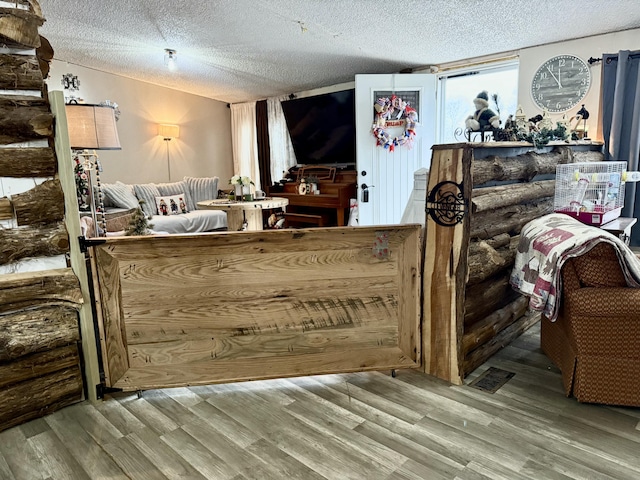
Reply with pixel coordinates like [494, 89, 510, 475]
[38, 0, 640, 104]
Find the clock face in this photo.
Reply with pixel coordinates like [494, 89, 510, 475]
[530, 54, 591, 113]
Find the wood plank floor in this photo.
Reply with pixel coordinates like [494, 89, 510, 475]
[1, 323, 639, 480]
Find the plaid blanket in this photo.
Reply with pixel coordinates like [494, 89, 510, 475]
[510, 213, 640, 321]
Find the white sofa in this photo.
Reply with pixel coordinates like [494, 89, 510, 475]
[100, 176, 227, 234]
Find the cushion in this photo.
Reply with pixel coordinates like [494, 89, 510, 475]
[133, 183, 161, 216]
[101, 182, 139, 210]
[572, 243, 627, 288]
[184, 176, 219, 206]
[155, 193, 189, 216]
[156, 181, 196, 212]
[105, 207, 137, 232]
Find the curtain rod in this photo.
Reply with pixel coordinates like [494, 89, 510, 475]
[590, 51, 640, 65]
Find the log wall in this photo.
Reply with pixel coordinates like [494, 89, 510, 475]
[0, 1, 85, 433]
[423, 141, 604, 384]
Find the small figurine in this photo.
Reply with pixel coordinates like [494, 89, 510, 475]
[540, 108, 553, 131]
[158, 198, 168, 216]
[465, 91, 500, 131]
[515, 105, 527, 132]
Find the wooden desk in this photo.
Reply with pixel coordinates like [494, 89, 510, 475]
[197, 197, 288, 231]
[600, 217, 637, 245]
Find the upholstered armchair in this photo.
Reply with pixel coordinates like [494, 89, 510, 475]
[541, 242, 640, 407]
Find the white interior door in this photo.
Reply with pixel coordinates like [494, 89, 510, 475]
[355, 74, 436, 226]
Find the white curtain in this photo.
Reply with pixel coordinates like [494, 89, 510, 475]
[267, 97, 297, 182]
[230, 102, 260, 190]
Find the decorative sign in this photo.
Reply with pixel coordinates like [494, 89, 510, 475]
[426, 180, 467, 226]
[61, 73, 80, 91]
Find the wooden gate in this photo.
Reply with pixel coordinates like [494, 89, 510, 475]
[90, 225, 421, 391]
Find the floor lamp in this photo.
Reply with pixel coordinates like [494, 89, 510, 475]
[66, 104, 121, 237]
[158, 124, 180, 181]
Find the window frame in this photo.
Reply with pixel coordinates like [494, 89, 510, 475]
[435, 59, 519, 143]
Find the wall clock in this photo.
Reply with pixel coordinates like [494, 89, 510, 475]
[530, 54, 591, 113]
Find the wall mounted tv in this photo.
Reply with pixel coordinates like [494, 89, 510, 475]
[281, 89, 356, 167]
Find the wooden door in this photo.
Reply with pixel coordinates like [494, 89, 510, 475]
[355, 74, 436, 225]
[90, 226, 421, 391]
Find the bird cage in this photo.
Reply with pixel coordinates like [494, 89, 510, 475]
[554, 161, 627, 226]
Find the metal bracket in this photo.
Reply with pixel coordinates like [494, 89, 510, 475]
[96, 383, 123, 400]
[78, 235, 107, 253]
[426, 180, 467, 227]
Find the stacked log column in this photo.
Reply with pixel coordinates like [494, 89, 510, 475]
[423, 142, 604, 384]
[0, 0, 84, 432]
[463, 145, 604, 375]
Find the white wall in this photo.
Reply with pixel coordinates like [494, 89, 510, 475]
[518, 28, 640, 141]
[47, 61, 234, 185]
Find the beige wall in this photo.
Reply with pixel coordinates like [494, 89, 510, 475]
[518, 28, 640, 141]
[47, 60, 234, 185]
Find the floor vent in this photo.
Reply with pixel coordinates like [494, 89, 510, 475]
[468, 367, 515, 393]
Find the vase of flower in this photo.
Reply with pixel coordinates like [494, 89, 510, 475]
[242, 185, 253, 201]
[230, 175, 255, 202]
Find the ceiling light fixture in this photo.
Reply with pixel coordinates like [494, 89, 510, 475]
[164, 48, 177, 70]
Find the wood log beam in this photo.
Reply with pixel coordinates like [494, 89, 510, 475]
[472, 180, 556, 213]
[0, 268, 82, 314]
[0, 221, 69, 265]
[0, 344, 80, 388]
[464, 272, 520, 326]
[0, 197, 12, 221]
[470, 198, 553, 240]
[467, 236, 520, 286]
[0, 54, 43, 90]
[11, 178, 64, 225]
[572, 150, 605, 163]
[462, 296, 529, 356]
[467, 241, 505, 286]
[485, 233, 512, 249]
[0, 367, 83, 433]
[472, 146, 572, 186]
[0, 306, 80, 362]
[0, 6, 44, 49]
[463, 310, 540, 376]
[0, 147, 56, 177]
[0, 95, 52, 144]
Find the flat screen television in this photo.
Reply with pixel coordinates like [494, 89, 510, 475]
[281, 89, 356, 167]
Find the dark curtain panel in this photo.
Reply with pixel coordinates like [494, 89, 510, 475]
[255, 100, 272, 190]
[601, 50, 640, 246]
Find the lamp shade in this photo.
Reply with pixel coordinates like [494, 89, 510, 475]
[66, 104, 121, 150]
[158, 124, 180, 139]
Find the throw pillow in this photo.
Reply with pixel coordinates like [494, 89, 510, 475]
[101, 182, 139, 210]
[134, 183, 161, 216]
[155, 193, 189, 216]
[184, 176, 219, 206]
[156, 180, 196, 212]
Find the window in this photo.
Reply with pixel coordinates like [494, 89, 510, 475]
[437, 61, 519, 143]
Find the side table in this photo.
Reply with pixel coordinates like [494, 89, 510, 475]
[600, 217, 637, 245]
[197, 197, 288, 231]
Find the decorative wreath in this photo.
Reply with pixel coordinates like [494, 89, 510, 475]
[371, 95, 418, 151]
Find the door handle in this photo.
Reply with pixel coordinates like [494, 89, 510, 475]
[361, 183, 374, 203]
